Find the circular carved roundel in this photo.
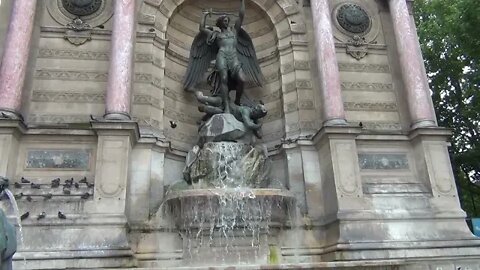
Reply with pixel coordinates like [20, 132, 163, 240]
[61, 0, 103, 16]
[336, 4, 371, 34]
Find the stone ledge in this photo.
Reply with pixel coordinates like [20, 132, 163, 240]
[117, 259, 405, 270]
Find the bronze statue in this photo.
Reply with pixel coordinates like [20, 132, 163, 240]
[183, 0, 265, 114]
[0, 178, 16, 270]
[195, 91, 267, 139]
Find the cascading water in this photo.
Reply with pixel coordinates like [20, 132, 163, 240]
[165, 141, 296, 266]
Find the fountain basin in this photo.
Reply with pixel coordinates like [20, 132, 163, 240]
[165, 188, 295, 229]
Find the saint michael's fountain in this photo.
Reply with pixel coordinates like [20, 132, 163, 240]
[163, 0, 296, 264]
[2, 0, 480, 269]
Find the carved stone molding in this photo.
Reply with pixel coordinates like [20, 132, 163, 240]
[34, 69, 155, 84]
[345, 35, 378, 60]
[64, 17, 93, 45]
[361, 121, 402, 131]
[29, 114, 90, 123]
[31, 91, 163, 110]
[358, 153, 410, 170]
[344, 102, 398, 112]
[38, 48, 109, 60]
[333, 141, 360, 196]
[32, 91, 105, 103]
[283, 81, 297, 94]
[294, 60, 310, 70]
[299, 100, 315, 110]
[338, 63, 390, 73]
[341, 81, 393, 92]
[35, 69, 109, 81]
[26, 148, 92, 170]
[285, 102, 298, 113]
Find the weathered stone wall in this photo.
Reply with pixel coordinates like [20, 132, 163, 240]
[0, 0, 479, 269]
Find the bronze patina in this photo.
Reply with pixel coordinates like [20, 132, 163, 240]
[183, 0, 265, 114]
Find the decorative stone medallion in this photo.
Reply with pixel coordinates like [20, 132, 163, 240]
[336, 3, 371, 34]
[61, 0, 103, 17]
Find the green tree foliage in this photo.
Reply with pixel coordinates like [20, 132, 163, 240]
[414, 0, 480, 216]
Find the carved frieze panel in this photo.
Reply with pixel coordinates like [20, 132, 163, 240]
[341, 81, 393, 92]
[344, 102, 397, 112]
[361, 122, 402, 131]
[358, 153, 409, 170]
[29, 114, 90, 123]
[26, 149, 91, 170]
[32, 91, 105, 103]
[34, 69, 155, 84]
[338, 62, 390, 73]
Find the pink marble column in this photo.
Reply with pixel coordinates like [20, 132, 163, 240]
[311, 0, 346, 126]
[388, 0, 436, 128]
[0, 0, 37, 119]
[104, 0, 136, 120]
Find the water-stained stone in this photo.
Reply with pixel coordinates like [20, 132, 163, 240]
[187, 142, 271, 188]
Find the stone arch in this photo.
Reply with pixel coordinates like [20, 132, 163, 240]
[142, 0, 316, 150]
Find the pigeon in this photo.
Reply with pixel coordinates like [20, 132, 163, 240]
[90, 115, 100, 121]
[51, 178, 60, 187]
[20, 212, 29, 221]
[79, 177, 87, 183]
[14, 182, 22, 188]
[43, 193, 53, 200]
[63, 178, 72, 188]
[63, 188, 71, 195]
[26, 196, 32, 202]
[20, 177, 30, 183]
[87, 183, 94, 188]
[80, 193, 90, 199]
[169, 120, 177, 129]
[58, 211, 66, 219]
[14, 193, 23, 200]
[31, 183, 41, 189]
[37, 212, 46, 220]
[359, 122, 363, 128]
[74, 182, 79, 189]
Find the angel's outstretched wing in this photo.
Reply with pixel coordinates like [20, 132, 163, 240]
[237, 28, 265, 88]
[183, 31, 218, 92]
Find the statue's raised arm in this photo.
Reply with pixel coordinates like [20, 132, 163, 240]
[234, 0, 245, 31]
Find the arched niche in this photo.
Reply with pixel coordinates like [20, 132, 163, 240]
[142, 0, 314, 150]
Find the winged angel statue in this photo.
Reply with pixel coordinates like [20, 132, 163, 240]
[183, 0, 265, 114]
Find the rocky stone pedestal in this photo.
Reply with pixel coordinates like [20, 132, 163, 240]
[185, 142, 270, 188]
